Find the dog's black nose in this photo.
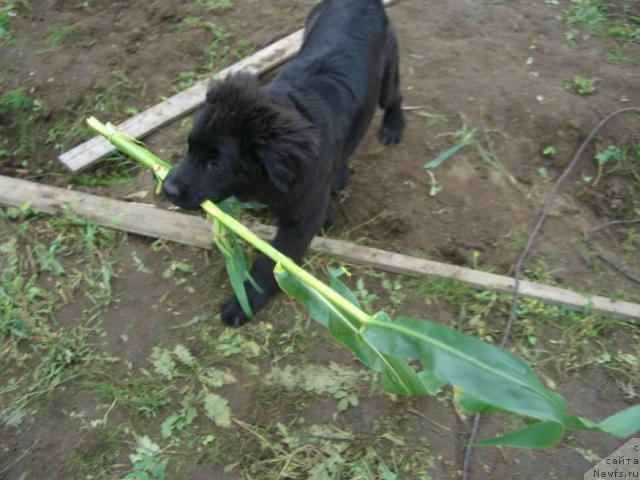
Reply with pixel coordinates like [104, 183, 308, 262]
[162, 176, 181, 203]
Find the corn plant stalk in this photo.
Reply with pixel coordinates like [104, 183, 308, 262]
[86, 117, 369, 326]
[86, 116, 640, 449]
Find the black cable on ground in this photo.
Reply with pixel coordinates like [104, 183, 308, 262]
[587, 219, 640, 284]
[460, 106, 640, 480]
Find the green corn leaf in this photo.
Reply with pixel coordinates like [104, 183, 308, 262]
[597, 405, 640, 437]
[274, 263, 428, 396]
[371, 312, 445, 395]
[362, 316, 566, 423]
[224, 253, 252, 318]
[454, 390, 502, 415]
[212, 218, 256, 318]
[565, 404, 640, 437]
[424, 143, 467, 169]
[474, 421, 565, 449]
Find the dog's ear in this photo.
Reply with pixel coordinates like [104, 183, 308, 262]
[254, 106, 319, 194]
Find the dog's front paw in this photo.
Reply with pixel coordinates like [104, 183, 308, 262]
[379, 123, 403, 145]
[220, 296, 253, 328]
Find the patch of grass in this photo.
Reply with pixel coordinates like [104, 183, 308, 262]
[609, 21, 640, 42]
[196, 0, 234, 11]
[607, 44, 629, 64]
[71, 151, 140, 188]
[45, 25, 74, 49]
[0, 89, 44, 154]
[236, 418, 433, 479]
[91, 374, 173, 419]
[0, 207, 122, 426]
[428, 118, 517, 185]
[504, 225, 530, 251]
[71, 427, 126, 480]
[565, 75, 597, 95]
[566, 0, 607, 34]
[177, 16, 202, 31]
[203, 25, 252, 70]
[203, 25, 233, 69]
[53, 70, 142, 154]
[0, 1, 23, 45]
[565, 0, 640, 46]
[175, 70, 200, 91]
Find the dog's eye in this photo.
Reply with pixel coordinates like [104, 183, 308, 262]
[206, 160, 220, 172]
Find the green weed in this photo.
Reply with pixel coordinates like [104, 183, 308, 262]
[176, 70, 200, 91]
[91, 374, 173, 419]
[71, 152, 140, 188]
[427, 119, 517, 184]
[0, 1, 23, 44]
[71, 427, 126, 480]
[45, 26, 74, 49]
[196, 0, 234, 11]
[123, 436, 169, 480]
[566, 75, 597, 95]
[55, 70, 141, 153]
[609, 21, 640, 42]
[237, 418, 433, 479]
[0, 207, 122, 425]
[566, 0, 607, 34]
[542, 145, 557, 157]
[0, 89, 44, 154]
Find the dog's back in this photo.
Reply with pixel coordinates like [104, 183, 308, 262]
[267, 0, 389, 151]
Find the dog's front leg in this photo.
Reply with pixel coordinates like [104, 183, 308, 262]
[220, 216, 323, 327]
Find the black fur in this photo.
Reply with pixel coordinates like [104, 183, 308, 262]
[162, 0, 404, 326]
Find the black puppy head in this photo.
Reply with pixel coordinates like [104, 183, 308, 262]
[162, 73, 318, 210]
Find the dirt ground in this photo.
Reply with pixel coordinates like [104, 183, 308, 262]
[1, 0, 639, 479]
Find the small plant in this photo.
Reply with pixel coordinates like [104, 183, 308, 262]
[538, 167, 549, 180]
[71, 152, 140, 188]
[0, 1, 22, 43]
[203, 26, 232, 69]
[542, 146, 557, 157]
[566, 75, 597, 95]
[196, 0, 233, 11]
[176, 71, 199, 91]
[45, 26, 74, 49]
[123, 436, 169, 480]
[565, 0, 606, 33]
[0, 89, 43, 154]
[593, 145, 624, 186]
[595, 145, 623, 166]
[608, 22, 640, 42]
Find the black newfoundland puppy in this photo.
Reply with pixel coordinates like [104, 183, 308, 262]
[162, 0, 404, 326]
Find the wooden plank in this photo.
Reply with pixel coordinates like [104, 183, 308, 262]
[0, 175, 214, 249]
[58, 0, 396, 172]
[1, 175, 638, 323]
[58, 30, 304, 172]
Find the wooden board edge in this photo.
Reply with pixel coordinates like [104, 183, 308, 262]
[1, 175, 638, 323]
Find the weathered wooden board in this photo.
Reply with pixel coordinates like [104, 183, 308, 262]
[1, 175, 638, 323]
[58, 30, 304, 172]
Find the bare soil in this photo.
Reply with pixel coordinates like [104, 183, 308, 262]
[1, 0, 639, 479]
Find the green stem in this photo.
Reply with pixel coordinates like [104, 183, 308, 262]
[86, 117, 370, 326]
